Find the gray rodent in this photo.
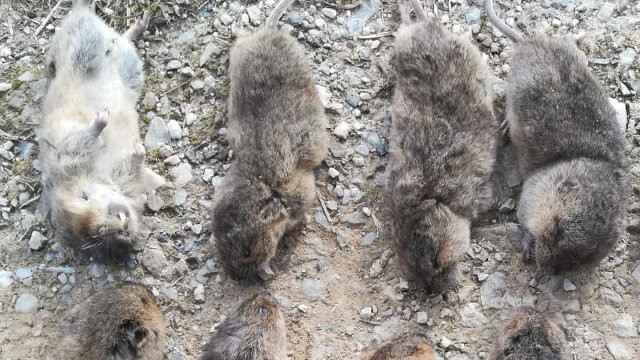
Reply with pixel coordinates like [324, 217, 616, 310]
[486, 0, 629, 274]
[200, 291, 286, 360]
[38, 0, 163, 263]
[386, 0, 498, 293]
[211, 0, 328, 281]
[52, 283, 166, 360]
[362, 332, 437, 360]
[489, 307, 568, 360]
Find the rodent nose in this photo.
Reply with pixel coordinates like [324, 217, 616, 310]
[108, 204, 131, 228]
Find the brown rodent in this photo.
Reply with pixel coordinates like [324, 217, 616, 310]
[486, 0, 629, 274]
[211, 0, 328, 281]
[489, 307, 568, 360]
[54, 283, 166, 360]
[362, 333, 437, 360]
[200, 291, 286, 360]
[386, 0, 498, 293]
[38, 0, 162, 263]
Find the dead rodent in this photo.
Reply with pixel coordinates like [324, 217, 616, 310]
[38, 0, 163, 263]
[489, 307, 568, 360]
[211, 0, 328, 281]
[362, 333, 436, 360]
[486, 0, 629, 274]
[386, 0, 498, 293]
[200, 291, 286, 360]
[54, 283, 166, 360]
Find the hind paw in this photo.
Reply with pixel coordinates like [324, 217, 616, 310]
[124, 11, 151, 41]
[91, 110, 109, 137]
[499, 118, 510, 144]
[131, 140, 146, 167]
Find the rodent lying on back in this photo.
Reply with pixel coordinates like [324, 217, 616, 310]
[52, 283, 166, 360]
[486, 0, 628, 274]
[38, 0, 162, 262]
[200, 291, 286, 360]
[211, 0, 328, 281]
[489, 307, 568, 360]
[386, 0, 498, 293]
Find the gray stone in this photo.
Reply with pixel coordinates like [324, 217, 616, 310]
[167, 120, 182, 140]
[316, 85, 331, 107]
[18, 71, 35, 82]
[370, 250, 392, 278]
[166, 60, 182, 70]
[327, 168, 340, 178]
[633, 264, 640, 283]
[609, 98, 627, 133]
[219, 13, 234, 25]
[0, 83, 11, 92]
[620, 48, 637, 67]
[354, 144, 369, 156]
[562, 299, 581, 314]
[607, 341, 630, 360]
[563, 278, 576, 292]
[190, 80, 205, 90]
[0, 148, 13, 160]
[194, 284, 205, 303]
[15, 294, 38, 313]
[460, 303, 488, 327]
[465, 6, 482, 25]
[199, 43, 222, 66]
[169, 163, 193, 187]
[363, 232, 377, 246]
[333, 121, 350, 139]
[174, 189, 188, 206]
[321, 8, 337, 19]
[336, 230, 347, 249]
[247, 6, 262, 25]
[15, 268, 31, 279]
[162, 287, 178, 301]
[302, 278, 326, 302]
[288, 12, 302, 26]
[416, 311, 429, 325]
[145, 117, 171, 149]
[177, 30, 195, 44]
[89, 263, 106, 278]
[141, 248, 169, 277]
[597, 2, 616, 21]
[346, 89, 359, 108]
[613, 314, 637, 338]
[600, 287, 624, 307]
[164, 155, 180, 166]
[360, 306, 375, 320]
[480, 272, 507, 309]
[366, 132, 382, 147]
[0, 270, 11, 288]
[29, 231, 47, 251]
[211, 176, 224, 189]
[147, 193, 164, 212]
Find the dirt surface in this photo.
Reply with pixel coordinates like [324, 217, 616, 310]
[0, 0, 639, 359]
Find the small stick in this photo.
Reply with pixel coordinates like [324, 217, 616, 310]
[357, 31, 395, 40]
[19, 195, 40, 209]
[321, 1, 362, 10]
[372, 212, 382, 233]
[316, 190, 332, 224]
[160, 79, 191, 96]
[34, 0, 64, 37]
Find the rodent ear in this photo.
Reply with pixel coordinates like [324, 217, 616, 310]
[257, 306, 269, 317]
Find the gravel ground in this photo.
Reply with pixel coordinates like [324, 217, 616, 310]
[0, 0, 639, 359]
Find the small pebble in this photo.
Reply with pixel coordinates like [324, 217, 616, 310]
[15, 294, 38, 313]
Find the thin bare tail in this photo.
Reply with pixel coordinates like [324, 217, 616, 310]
[409, 0, 428, 22]
[485, 0, 523, 42]
[267, 0, 296, 28]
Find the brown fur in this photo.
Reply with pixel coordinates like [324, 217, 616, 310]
[489, 307, 567, 360]
[487, 1, 629, 274]
[211, 28, 328, 280]
[53, 284, 166, 360]
[362, 333, 436, 360]
[39, 1, 158, 263]
[200, 291, 286, 360]
[386, 4, 498, 292]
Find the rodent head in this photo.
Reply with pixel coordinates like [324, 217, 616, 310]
[212, 176, 290, 280]
[52, 177, 141, 254]
[517, 159, 624, 273]
[238, 291, 284, 332]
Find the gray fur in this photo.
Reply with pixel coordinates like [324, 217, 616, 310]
[200, 292, 286, 360]
[503, 33, 628, 273]
[39, 2, 156, 262]
[489, 307, 567, 360]
[362, 333, 436, 360]
[54, 284, 166, 360]
[386, 12, 498, 292]
[211, 29, 328, 280]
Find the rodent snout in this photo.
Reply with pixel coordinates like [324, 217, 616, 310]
[108, 203, 131, 229]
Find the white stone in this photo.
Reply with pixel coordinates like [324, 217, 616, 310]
[333, 121, 350, 139]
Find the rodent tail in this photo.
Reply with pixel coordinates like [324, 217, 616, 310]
[73, 0, 93, 9]
[485, 0, 523, 42]
[409, 0, 428, 22]
[266, 0, 296, 28]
